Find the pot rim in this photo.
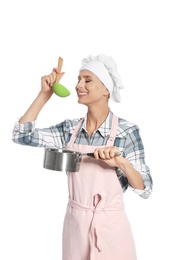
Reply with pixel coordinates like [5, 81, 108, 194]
[45, 148, 82, 155]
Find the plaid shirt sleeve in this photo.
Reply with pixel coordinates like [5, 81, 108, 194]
[116, 121, 153, 199]
[12, 118, 79, 148]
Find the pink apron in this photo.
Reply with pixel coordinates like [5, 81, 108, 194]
[62, 114, 137, 260]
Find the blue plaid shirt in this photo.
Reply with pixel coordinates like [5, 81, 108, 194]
[12, 111, 153, 199]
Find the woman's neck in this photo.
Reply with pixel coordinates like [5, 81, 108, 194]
[86, 106, 110, 137]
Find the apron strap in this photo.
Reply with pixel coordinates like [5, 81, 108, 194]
[68, 117, 85, 145]
[106, 114, 118, 146]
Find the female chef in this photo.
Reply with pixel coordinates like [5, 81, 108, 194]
[12, 54, 153, 260]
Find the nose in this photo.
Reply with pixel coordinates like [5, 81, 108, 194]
[76, 79, 85, 89]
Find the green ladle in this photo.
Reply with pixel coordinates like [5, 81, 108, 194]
[52, 57, 70, 97]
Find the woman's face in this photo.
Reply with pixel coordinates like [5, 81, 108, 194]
[76, 70, 109, 105]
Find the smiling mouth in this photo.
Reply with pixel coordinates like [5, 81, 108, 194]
[77, 91, 88, 97]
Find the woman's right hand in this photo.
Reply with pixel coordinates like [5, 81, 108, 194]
[41, 68, 65, 93]
[19, 69, 65, 124]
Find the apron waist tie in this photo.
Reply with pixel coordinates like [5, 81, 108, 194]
[68, 194, 120, 257]
[68, 198, 103, 253]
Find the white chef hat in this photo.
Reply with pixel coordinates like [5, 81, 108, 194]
[79, 54, 124, 103]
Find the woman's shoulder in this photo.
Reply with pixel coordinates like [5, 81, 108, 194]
[117, 117, 139, 137]
[64, 117, 82, 125]
[55, 117, 83, 131]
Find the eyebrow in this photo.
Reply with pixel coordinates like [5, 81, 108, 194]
[78, 75, 92, 80]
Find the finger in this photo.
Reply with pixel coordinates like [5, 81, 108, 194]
[96, 149, 109, 159]
[109, 148, 117, 158]
[42, 76, 50, 86]
[52, 68, 65, 83]
[109, 150, 122, 158]
[102, 149, 111, 159]
[52, 68, 58, 77]
[93, 148, 101, 159]
[41, 75, 49, 81]
[98, 150, 106, 159]
[49, 73, 56, 86]
[114, 151, 122, 157]
[53, 69, 65, 77]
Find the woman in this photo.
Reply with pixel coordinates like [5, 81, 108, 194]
[12, 54, 153, 260]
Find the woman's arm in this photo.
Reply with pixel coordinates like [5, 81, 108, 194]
[94, 146, 145, 190]
[93, 126, 153, 198]
[19, 69, 64, 123]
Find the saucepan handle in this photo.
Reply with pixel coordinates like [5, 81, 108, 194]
[83, 152, 122, 157]
[86, 153, 94, 157]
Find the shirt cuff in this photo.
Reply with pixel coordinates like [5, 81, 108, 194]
[14, 119, 36, 133]
[130, 186, 152, 199]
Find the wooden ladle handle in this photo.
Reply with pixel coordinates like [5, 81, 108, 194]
[55, 57, 63, 82]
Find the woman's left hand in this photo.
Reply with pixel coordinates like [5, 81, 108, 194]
[93, 146, 124, 167]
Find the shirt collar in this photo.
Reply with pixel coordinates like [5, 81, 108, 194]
[80, 111, 113, 138]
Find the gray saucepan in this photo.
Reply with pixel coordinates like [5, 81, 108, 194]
[43, 148, 122, 172]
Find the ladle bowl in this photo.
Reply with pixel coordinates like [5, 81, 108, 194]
[53, 82, 70, 97]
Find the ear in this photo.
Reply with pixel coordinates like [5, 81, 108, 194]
[103, 88, 110, 98]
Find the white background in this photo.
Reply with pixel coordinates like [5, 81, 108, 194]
[0, 0, 172, 259]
